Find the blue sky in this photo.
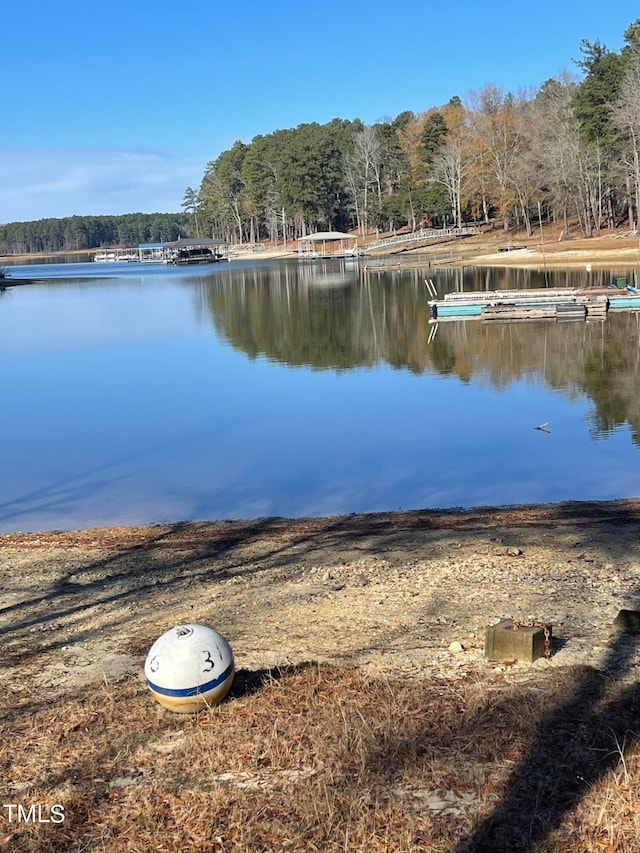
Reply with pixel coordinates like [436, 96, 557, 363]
[2, 0, 638, 223]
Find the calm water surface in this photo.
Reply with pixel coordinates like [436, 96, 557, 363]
[1, 259, 639, 533]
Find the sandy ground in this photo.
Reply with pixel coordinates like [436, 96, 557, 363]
[223, 237, 640, 269]
[2, 501, 640, 703]
[227, 231, 640, 269]
[456, 240, 640, 270]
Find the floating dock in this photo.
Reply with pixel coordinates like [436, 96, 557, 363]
[428, 285, 640, 323]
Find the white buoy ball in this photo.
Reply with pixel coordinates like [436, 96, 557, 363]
[145, 624, 235, 713]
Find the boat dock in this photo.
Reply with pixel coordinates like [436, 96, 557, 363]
[296, 231, 364, 260]
[92, 238, 229, 265]
[428, 285, 639, 323]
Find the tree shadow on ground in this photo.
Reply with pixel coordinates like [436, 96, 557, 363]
[3, 500, 640, 683]
[454, 621, 640, 850]
[1, 504, 510, 668]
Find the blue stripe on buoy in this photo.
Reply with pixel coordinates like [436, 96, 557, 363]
[147, 662, 234, 697]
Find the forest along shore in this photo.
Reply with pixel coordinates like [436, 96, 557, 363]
[2, 499, 640, 696]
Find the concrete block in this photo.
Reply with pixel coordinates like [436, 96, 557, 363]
[485, 619, 551, 663]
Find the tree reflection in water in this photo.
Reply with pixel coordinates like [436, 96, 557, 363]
[199, 262, 640, 442]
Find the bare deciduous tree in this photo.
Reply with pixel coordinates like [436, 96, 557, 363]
[612, 49, 640, 230]
[345, 126, 383, 236]
[435, 138, 466, 228]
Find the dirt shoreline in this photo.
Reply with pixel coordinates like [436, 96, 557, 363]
[232, 231, 640, 268]
[195, 234, 640, 269]
[3, 499, 640, 700]
[4, 230, 640, 270]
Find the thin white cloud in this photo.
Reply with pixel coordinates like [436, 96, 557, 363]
[0, 147, 209, 223]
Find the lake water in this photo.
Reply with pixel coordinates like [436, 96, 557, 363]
[1, 258, 639, 533]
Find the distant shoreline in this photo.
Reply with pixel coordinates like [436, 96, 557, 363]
[2, 230, 639, 271]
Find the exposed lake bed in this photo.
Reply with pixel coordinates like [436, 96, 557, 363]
[3, 499, 640, 851]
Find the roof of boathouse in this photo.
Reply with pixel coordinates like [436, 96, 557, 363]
[298, 231, 356, 242]
[166, 237, 228, 247]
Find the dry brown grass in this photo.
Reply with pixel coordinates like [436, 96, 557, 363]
[0, 665, 640, 853]
[3, 663, 640, 852]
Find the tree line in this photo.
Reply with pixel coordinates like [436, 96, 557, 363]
[0, 213, 190, 255]
[187, 19, 640, 244]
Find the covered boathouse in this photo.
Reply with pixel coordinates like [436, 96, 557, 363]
[296, 231, 360, 260]
[165, 237, 229, 264]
